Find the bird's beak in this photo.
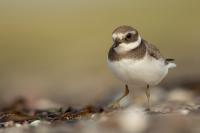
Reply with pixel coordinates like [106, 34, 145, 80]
[112, 39, 121, 48]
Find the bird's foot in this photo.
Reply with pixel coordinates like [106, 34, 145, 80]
[108, 85, 129, 110]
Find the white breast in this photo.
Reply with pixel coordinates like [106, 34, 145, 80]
[107, 54, 169, 87]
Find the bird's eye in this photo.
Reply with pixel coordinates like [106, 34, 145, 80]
[126, 33, 132, 39]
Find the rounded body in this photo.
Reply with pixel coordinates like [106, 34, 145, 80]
[107, 53, 169, 87]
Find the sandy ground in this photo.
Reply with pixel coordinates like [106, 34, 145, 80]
[0, 79, 200, 133]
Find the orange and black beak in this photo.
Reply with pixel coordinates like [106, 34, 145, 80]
[112, 39, 121, 48]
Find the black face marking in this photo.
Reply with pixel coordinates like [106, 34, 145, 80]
[112, 31, 139, 48]
[112, 26, 139, 48]
[124, 32, 139, 43]
[126, 33, 132, 40]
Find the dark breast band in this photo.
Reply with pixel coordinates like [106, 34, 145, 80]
[108, 39, 146, 61]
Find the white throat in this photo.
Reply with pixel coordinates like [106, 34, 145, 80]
[114, 36, 142, 54]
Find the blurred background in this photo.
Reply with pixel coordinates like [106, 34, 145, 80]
[0, 0, 199, 105]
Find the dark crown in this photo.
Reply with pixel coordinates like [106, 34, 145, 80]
[112, 25, 137, 35]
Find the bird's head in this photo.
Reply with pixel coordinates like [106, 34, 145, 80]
[112, 25, 141, 54]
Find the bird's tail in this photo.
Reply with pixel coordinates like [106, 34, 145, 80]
[165, 58, 176, 69]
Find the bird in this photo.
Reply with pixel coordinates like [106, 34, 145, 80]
[107, 25, 176, 110]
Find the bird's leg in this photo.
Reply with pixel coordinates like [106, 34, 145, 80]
[109, 84, 129, 109]
[145, 84, 151, 111]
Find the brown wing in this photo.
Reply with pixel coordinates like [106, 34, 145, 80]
[143, 40, 163, 60]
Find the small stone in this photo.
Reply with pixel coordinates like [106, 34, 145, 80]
[179, 109, 190, 115]
[15, 123, 22, 127]
[4, 121, 14, 128]
[167, 88, 193, 102]
[30, 120, 41, 127]
[117, 106, 148, 133]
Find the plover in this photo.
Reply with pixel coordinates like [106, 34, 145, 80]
[107, 25, 176, 110]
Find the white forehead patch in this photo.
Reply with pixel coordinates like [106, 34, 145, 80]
[112, 33, 125, 40]
[112, 31, 137, 40]
[114, 36, 142, 54]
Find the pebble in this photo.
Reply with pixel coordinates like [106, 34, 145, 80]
[30, 120, 41, 127]
[15, 123, 22, 128]
[4, 121, 14, 128]
[179, 109, 190, 115]
[117, 106, 148, 133]
[167, 88, 193, 102]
